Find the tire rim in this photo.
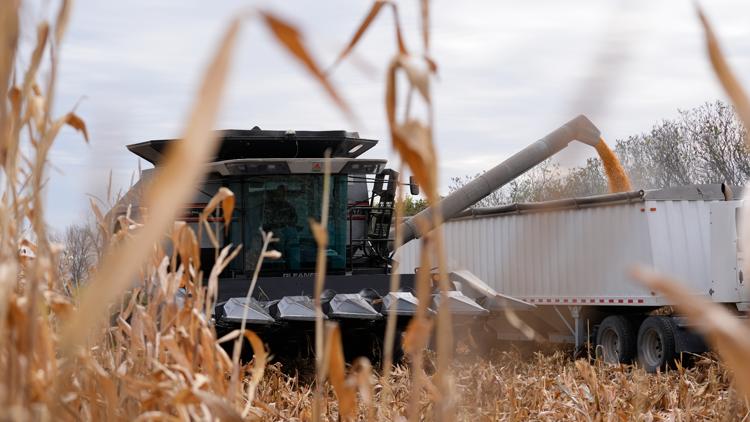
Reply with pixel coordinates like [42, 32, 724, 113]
[600, 327, 620, 363]
[641, 328, 663, 368]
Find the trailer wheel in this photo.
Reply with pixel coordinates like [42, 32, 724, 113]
[595, 315, 636, 364]
[637, 316, 677, 373]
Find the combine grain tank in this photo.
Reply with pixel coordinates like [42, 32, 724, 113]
[396, 184, 745, 371]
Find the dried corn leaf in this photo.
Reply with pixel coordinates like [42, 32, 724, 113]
[43, 290, 73, 319]
[398, 56, 430, 103]
[394, 120, 436, 200]
[87, 359, 119, 420]
[329, 0, 409, 71]
[412, 227, 433, 319]
[220, 192, 235, 230]
[177, 224, 200, 273]
[210, 243, 242, 277]
[216, 329, 242, 344]
[201, 186, 235, 236]
[192, 389, 243, 422]
[259, 11, 351, 118]
[170, 221, 186, 268]
[201, 187, 233, 219]
[0, 1, 17, 163]
[27, 94, 45, 131]
[327, 324, 357, 421]
[65, 113, 89, 143]
[202, 219, 220, 250]
[89, 198, 105, 228]
[242, 330, 267, 415]
[54, 0, 72, 43]
[385, 55, 436, 200]
[9, 86, 21, 118]
[309, 219, 328, 247]
[39, 111, 88, 153]
[696, 7, 750, 133]
[632, 266, 750, 397]
[402, 317, 432, 356]
[0, 1, 19, 99]
[335, 1, 386, 64]
[262, 249, 282, 260]
[424, 55, 438, 74]
[420, 0, 429, 51]
[22, 23, 49, 97]
[353, 357, 375, 420]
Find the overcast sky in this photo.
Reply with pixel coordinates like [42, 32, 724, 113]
[20, 0, 750, 229]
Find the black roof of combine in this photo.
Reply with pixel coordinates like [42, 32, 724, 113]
[127, 126, 378, 165]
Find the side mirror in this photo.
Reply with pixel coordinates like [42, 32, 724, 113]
[409, 176, 420, 196]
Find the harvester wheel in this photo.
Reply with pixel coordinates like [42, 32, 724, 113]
[637, 316, 677, 373]
[595, 315, 636, 364]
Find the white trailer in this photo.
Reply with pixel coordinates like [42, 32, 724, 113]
[395, 184, 745, 371]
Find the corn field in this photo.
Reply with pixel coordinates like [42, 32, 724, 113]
[2, 0, 750, 420]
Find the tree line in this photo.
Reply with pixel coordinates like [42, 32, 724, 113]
[446, 100, 750, 209]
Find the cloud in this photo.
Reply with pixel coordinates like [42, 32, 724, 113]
[42, 0, 750, 229]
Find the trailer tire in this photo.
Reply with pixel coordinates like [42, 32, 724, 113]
[637, 316, 677, 373]
[595, 315, 636, 364]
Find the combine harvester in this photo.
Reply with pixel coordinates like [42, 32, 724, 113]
[115, 115, 744, 371]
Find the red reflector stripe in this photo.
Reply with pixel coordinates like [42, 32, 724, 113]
[521, 297, 645, 304]
[527, 298, 645, 305]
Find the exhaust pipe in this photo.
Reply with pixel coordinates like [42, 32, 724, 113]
[398, 115, 601, 244]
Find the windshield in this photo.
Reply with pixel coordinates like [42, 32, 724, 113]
[235, 175, 348, 275]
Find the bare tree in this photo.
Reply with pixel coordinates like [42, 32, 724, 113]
[682, 101, 750, 185]
[449, 173, 510, 208]
[60, 223, 98, 286]
[449, 158, 608, 208]
[616, 101, 749, 188]
[615, 120, 696, 188]
[450, 100, 749, 207]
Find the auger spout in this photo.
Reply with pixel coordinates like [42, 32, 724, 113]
[398, 114, 602, 244]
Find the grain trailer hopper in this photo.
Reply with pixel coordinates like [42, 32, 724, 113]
[396, 184, 745, 371]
